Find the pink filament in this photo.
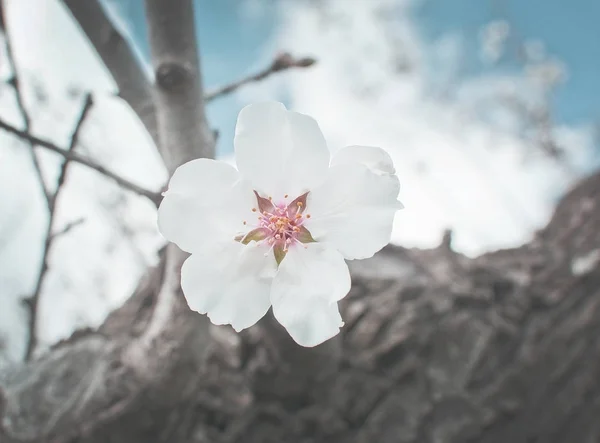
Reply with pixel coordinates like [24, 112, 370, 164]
[258, 200, 306, 251]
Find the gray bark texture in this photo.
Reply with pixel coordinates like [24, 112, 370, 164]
[1, 170, 599, 443]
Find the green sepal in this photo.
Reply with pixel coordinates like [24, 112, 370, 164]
[297, 226, 316, 244]
[235, 228, 268, 244]
[274, 244, 287, 265]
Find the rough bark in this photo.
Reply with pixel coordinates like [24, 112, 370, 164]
[1, 168, 599, 443]
[135, 0, 215, 383]
[144, 0, 214, 170]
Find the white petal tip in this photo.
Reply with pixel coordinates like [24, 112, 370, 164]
[293, 330, 342, 348]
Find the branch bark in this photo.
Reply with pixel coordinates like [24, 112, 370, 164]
[133, 0, 213, 357]
[204, 52, 316, 102]
[0, 0, 52, 207]
[61, 0, 316, 159]
[144, 0, 214, 171]
[24, 93, 94, 361]
[0, 117, 162, 205]
[62, 0, 159, 147]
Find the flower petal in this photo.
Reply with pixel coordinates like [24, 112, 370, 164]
[158, 159, 256, 253]
[304, 157, 402, 260]
[181, 241, 277, 332]
[330, 145, 397, 176]
[234, 101, 330, 200]
[271, 243, 350, 347]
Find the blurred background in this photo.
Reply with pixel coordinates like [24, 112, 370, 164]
[1, 0, 599, 363]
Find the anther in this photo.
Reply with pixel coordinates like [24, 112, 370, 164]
[243, 221, 247, 225]
[251, 208, 257, 212]
[297, 202, 303, 207]
[268, 196, 272, 200]
[306, 214, 311, 218]
[284, 194, 289, 198]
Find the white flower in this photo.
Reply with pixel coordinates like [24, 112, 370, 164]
[157, 102, 403, 347]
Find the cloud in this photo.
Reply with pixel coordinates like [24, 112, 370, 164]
[238, 0, 598, 256]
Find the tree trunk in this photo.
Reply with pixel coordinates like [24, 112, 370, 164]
[1, 168, 599, 443]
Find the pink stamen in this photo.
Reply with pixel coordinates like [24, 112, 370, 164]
[238, 192, 312, 253]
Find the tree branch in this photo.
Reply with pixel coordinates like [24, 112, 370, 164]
[204, 52, 316, 102]
[144, 0, 214, 171]
[50, 217, 85, 241]
[0, 1, 52, 207]
[62, 0, 316, 151]
[0, 118, 162, 205]
[136, 0, 214, 354]
[61, 0, 159, 148]
[24, 93, 94, 361]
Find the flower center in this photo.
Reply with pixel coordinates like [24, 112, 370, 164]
[259, 201, 307, 250]
[236, 192, 315, 264]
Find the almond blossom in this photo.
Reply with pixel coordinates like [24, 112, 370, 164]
[157, 102, 403, 347]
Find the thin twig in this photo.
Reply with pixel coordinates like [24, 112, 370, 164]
[0, 118, 162, 206]
[24, 94, 94, 360]
[0, 5, 52, 207]
[50, 217, 86, 240]
[204, 52, 316, 102]
[55, 93, 95, 204]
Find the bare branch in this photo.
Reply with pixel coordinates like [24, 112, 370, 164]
[61, 0, 159, 147]
[47, 93, 95, 214]
[62, 0, 314, 151]
[0, 2, 52, 207]
[136, 0, 214, 353]
[145, 0, 214, 171]
[494, 93, 576, 177]
[50, 217, 85, 240]
[204, 52, 317, 102]
[24, 94, 95, 360]
[0, 118, 162, 205]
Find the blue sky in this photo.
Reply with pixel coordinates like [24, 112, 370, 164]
[416, 0, 600, 124]
[104, 0, 600, 154]
[102, 0, 276, 155]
